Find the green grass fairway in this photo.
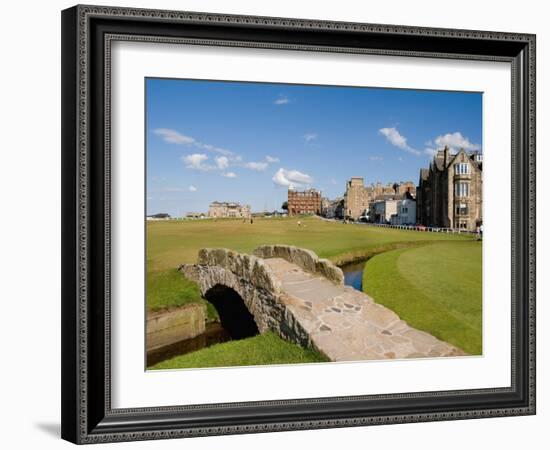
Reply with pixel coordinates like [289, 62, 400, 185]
[147, 216, 474, 312]
[150, 332, 329, 370]
[148, 217, 472, 274]
[363, 241, 482, 355]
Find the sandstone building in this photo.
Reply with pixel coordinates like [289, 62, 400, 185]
[416, 147, 482, 230]
[287, 188, 322, 216]
[344, 177, 416, 220]
[344, 177, 372, 220]
[208, 201, 251, 219]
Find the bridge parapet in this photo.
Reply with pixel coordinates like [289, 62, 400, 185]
[253, 245, 344, 285]
[195, 248, 281, 293]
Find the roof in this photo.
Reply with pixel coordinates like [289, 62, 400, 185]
[373, 193, 401, 202]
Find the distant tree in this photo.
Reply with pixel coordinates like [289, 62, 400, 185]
[281, 201, 288, 211]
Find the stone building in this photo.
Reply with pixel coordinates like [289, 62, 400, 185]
[287, 188, 322, 216]
[344, 177, 416, 220]
[416, 147, 482, 230]
[208, 201, 251, 218]
[395, 181, 417, 197]
[344, 177, 372, 220]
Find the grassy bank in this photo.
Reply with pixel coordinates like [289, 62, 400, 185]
[363, 241, 482, 354]
[147, 269, 219, 320]
[149, 332, 329, 370]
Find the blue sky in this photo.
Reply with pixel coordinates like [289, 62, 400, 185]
[146, 78, 482, 216]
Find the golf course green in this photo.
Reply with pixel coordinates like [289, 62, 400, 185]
[363, 241, 482, 354]
[147, 216, 482, 368]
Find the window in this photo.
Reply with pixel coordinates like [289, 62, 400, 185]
[455, 182, 469, 197]
[454, 162, 470, 175]
[456, 204, 468, 215]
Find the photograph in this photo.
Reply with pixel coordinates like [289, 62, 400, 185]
[145, 78, 483, 370]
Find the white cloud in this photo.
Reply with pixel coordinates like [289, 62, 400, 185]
[154, 128, 234, 156]
[215, 156, 229, 170]
[379, 127, 421, 156]
[274, 95, 289, 105]
[304, 133, 317, 142]
[153, 128, 195, 145]
[369, 156, 383, 161]
[188, 185, 197, 192]
[182, 153, 272, 173]
[433, 132, 480, 153]
[272, 168, 314, 189]
[423, 132, 481, 158]
[199, 143, 233, 156]
[266, 155, 279, 163]
[244, 161, 268, 171]
[182, 153, 210, 170]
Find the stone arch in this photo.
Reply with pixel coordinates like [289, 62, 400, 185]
[180, 249, 287, 335]
[203, 284, 259, 340]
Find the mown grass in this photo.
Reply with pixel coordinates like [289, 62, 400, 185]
[147, 216, 473, 311]
[147, 216, 471, 273]
[363, 241, 482, 354]
[149, 332, 329, 370]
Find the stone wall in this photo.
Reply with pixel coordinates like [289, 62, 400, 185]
[146, 303, 206, 351]
[180, 248, 316, 351]
[253, 245, 344, 285]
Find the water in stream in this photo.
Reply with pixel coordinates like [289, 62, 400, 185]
[147, 322, 230, 367]
[341, 259, 368, 291]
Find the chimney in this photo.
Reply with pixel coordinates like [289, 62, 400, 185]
[443, 145, 449, 167]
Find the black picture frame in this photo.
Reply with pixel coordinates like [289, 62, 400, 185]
[61, 4, 536, 444]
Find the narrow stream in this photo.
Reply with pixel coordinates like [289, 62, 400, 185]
[341, 259, 368, 291]
[147, 322, 230, 367]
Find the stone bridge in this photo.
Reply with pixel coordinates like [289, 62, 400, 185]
[180, 245, 464, 361]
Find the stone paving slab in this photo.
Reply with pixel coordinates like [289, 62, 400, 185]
[263, 258, 465, 362]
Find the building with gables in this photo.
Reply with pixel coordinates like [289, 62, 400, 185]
[416, 147, 482, 231]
